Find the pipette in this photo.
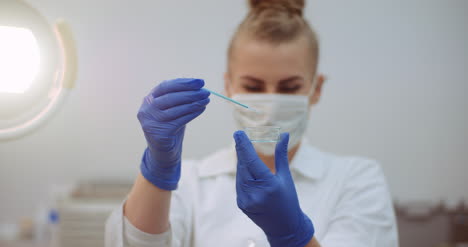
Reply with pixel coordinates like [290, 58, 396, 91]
[206, 89, 257, 112]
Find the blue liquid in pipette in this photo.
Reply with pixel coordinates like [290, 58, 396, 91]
[206, 89, 258, 112]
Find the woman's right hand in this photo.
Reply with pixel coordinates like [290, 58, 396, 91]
[137, 78, 210, 190]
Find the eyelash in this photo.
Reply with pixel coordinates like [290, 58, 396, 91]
[279, 85, 301, 92]
[242, 84, 302, 93]
[243, 85, 263, 92]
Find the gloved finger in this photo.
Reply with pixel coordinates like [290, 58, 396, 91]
[274, 133, 291, 176]
[154, 98, 210, 122]
[236, 150, 255, 182]
[170, 106, 207, 128]
[236, 158, 251, 187]
[233, 131, 272, 180]
[152, 78, 204, 98]
[153, 89, 210, 110]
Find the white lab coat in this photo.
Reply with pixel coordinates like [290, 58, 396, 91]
[105, 140, 398, 247]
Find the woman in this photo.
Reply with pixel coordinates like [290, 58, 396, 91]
[106, 0, 398, 246]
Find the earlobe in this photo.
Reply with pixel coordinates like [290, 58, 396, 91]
[309, 74, 326, 106]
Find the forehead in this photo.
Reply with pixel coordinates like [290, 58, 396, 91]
[229, 36, 314, 78]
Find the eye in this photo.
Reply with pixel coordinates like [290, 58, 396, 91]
[278, 84, 302, 93]
[243, 84, 264, 92]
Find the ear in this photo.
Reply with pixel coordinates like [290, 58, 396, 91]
[309, 74, 326, 106]
[224, 72, 232, 97]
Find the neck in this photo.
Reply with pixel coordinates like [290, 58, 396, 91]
[258, 141, 301, 174]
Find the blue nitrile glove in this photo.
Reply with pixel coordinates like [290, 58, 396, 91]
[137, 78, 210, 190]
[234, 131, 314, 247]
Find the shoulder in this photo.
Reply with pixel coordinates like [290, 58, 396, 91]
[309, 145, 394, 208]
[296, 142, 386, 183]
[315, 146, 386, 183]
[310, 146, 393, 206]
[336, 155, 384, 181]
[305, 147, 398, 244]
[297, 143, 389, 197]
[339, 156, 387, 190]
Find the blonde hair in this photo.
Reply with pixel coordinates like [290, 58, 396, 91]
[228, 0, 319, 68]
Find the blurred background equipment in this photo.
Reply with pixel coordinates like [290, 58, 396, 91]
[52, 180, 131, 247]
[0, 180, 131, 247]
[395, 201, 468, 247]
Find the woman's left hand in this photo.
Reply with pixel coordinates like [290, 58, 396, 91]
[233, 131, 315, 247]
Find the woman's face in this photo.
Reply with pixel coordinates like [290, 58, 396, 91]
[225, 35, 324, 106]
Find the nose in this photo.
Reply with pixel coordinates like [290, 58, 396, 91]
[264, 85, 277, 94]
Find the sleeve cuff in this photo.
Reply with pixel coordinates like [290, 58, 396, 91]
[123, 216, 172, 247]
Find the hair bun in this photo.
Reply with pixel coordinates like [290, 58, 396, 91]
[249, 0, 305, 16]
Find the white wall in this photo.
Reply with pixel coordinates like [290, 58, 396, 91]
[1, 0, 467, 223]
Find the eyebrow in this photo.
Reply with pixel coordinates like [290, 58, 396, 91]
[240, 75, 264, 84]
[240, 75, 303, 84]
[278, 76, 303, 84]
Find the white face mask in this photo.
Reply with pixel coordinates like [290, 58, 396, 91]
[232, 93, 311, 155]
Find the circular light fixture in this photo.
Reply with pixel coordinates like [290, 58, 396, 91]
[0, 26, 40, 93]
[0, 0, 77, 140]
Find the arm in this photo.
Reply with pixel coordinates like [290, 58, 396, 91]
[124, 173, 171, 234]
[305, 237, 321, 247]
[124, 78, 210, 234]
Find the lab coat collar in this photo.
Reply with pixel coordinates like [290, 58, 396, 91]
[197, 146, 237, 178]
[289, 139, 326, 180]
[197, 138, 325, 181]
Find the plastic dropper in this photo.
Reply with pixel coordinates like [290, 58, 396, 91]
[206, 89, 257, 112]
